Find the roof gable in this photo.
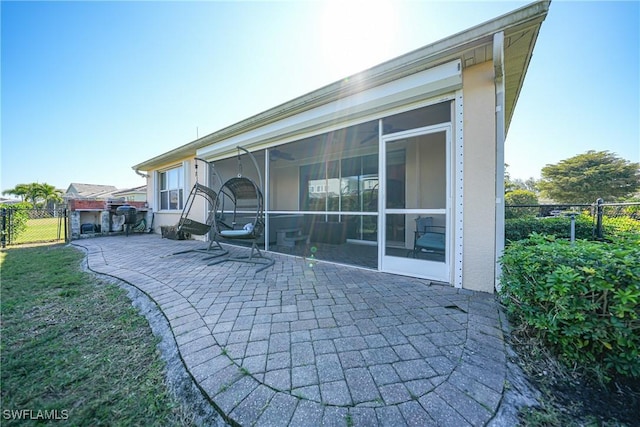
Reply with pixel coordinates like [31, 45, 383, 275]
[65, 183, 119, 199]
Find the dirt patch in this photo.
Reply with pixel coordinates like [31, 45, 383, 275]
[507, 324, 640, 426]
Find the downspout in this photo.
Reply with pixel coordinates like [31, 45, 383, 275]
[493, 32, 506, 292]
[134, 169, 150, 179]
[134, 169, 152, 214]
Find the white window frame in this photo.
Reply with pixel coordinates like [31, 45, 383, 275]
[157, 162, 188, 212]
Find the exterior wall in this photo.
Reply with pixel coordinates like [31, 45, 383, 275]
[117, 192, 147, 202]
[148, 156, 197, 236]
[462, 61, 497, 292]
[151, 209, 183, 234]
[145, 177, 153, 211]
[144, 62, 501, 292]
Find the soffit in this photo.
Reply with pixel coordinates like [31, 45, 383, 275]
[502, 17, 547, 132]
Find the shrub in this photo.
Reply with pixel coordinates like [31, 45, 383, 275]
[1, 202, 31, 242]
[505, 190, 539, 219]
[601, 215, 640, 236]
[499, 233, 640, 381]
[505, 213, 640, 244]
[505, 214, 594, 243]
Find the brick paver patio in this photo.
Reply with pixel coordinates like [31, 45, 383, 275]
[73, 234, 507, 426]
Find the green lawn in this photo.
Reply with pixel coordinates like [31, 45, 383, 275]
[0, 245, 195, 426]
[11, 217, 64, 244]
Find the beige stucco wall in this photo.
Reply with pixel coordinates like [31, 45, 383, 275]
[462, 61, 497, 293]
[146, 156, 200, 236]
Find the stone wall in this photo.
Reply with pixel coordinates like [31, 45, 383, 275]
[68, 198, 151, 239]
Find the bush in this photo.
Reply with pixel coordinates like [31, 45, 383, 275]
[499, 233, 640, 381]
[505, 213, 640, 244]
[505, 190, 539, 219]
[601, 215, 640, 237]
[505, 214, 594, 242]
[1, 202, 31, 242]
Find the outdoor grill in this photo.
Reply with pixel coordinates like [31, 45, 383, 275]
[115, 204, 137, 224]
[115, 205, 137, 236]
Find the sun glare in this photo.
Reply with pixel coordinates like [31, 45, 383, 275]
[318, 0, 399, 78]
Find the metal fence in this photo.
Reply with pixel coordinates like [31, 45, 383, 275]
[505, 199, 640, 241]
[1, 207, 68, 247]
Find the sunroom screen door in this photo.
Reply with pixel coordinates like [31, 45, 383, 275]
[380, 126, 450, 283]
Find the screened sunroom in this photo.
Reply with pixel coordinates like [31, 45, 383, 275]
[208, 99, 454, 284]
[133, 1, 550, 292]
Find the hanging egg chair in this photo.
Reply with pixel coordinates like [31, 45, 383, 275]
[172, 157, 227, 257]
[207, 147, 274, 272]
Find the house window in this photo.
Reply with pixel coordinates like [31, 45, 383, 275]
[159, 166, 184, 210]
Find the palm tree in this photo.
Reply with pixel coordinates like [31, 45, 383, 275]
[2, 183, 39, 205]
[2, 183, 63, 208]
[36, 183, 63, 209]
[2, 183, 31, 202]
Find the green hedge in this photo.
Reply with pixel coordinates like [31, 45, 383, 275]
[1, 202, 31, 242]
[505, 190, 539, 219]
[601, 215, 640, 237]
[505, 214, 594, 242]
[499, 233, 640, 381]
[505, 214, 640, 243]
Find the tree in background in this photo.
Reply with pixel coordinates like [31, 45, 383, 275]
[515, 177, 539, 193]
[505, 189, 539, 218]
[505, 164, 539, 194]
[2, 183, 32, 203]
[2, 183, 63, 208]
[538, 151, 640, 203]
[36, 183, 64, 209]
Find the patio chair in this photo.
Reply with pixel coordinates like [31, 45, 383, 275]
[173, 158, 228, 257]
[207, 147, 274, 272]
[409, 216, 446, 258]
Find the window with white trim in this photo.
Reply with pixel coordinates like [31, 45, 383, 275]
[159, 165, 184, 210]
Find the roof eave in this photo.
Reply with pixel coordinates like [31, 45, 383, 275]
[133, 0, 550, 172]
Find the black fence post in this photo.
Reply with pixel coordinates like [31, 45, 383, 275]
[595, 198, 604, 240]
[64, 208, 69, 243]
[1, 208, 6, 248]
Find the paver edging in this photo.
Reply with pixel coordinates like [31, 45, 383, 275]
[72, 242, 242, 427]
[72, 238, 510, 427]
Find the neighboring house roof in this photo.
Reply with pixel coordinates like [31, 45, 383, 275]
[0, 197, 23, 205]
[112, 185, 147, 197]
[133, 0, 549, 172]
[65, 183, 119, 199]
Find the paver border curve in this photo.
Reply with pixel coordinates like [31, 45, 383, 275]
[72, 237, 512, 427]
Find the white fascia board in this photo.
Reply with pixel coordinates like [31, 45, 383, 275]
[197, 60, 462, 160]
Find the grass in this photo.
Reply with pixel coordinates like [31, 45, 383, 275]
[0, 244, 195, 426]
[11, 217, 64, 245]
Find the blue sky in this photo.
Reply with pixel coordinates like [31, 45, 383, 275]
[2, 1, 638, 193]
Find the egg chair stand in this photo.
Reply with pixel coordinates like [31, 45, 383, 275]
[206, 147, 274, 272]
[172, 158, 228, 258]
